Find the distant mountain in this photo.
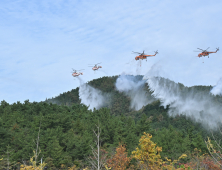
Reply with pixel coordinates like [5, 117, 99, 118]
[45, 75, 221, 113]
[45, 75, 148, 115]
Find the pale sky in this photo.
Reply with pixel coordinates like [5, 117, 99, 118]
[1, 0, 222, 104]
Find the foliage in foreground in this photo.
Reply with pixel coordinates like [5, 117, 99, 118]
[1, 128, 222, 169]
[0, 99, 210, 169]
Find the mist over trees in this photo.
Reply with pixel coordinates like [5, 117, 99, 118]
[1, 75, 222, 169]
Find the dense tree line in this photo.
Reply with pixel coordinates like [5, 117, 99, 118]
[0, 100, 210, 169]
[1, 75, 222, 169]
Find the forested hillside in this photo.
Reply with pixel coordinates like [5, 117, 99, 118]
[45, 75, 222, 133]
[1, 75, 222, 169]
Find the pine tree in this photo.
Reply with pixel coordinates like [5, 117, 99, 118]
[49, 139, 64, 167]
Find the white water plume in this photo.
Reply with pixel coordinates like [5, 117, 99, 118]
[115, 74, 155, 111]
[124, 59, 142, 75]
[77, 77, 109, 110]
[210, 78, 222, 96]
[143, 65, 222, 128]
[136, 61, 141, 75]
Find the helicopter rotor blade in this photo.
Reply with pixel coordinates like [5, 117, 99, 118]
[132, 51, 142, 54]
[205, 47, 210, 51]
[197, 48, 204, 51]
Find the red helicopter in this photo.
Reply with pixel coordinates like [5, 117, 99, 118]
[132, 50, 158, 61]
[195, 47, 219, 58]
[71, 69, 84, 77]
[88, 63, 102, 71]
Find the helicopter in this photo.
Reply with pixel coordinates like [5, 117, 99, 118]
[195, 47, 219, 58]
[88, 63, 102, 71]
[71, 69, 84, 77]
[132, 50, 158, 61]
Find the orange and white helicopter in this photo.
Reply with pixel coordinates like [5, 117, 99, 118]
[71, 69, 84, 77]
[132, 50, 158, 61]
[195, 47, 219, 58]
[88, 63, 102, 71]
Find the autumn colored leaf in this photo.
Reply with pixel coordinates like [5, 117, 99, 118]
[132, 132, 162, 170]
[107, 143, 131, 170]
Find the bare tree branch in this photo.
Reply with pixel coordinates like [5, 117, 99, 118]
[87, 124, 107, 170]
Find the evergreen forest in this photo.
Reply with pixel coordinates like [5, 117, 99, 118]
[1, 75, 222, 169]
